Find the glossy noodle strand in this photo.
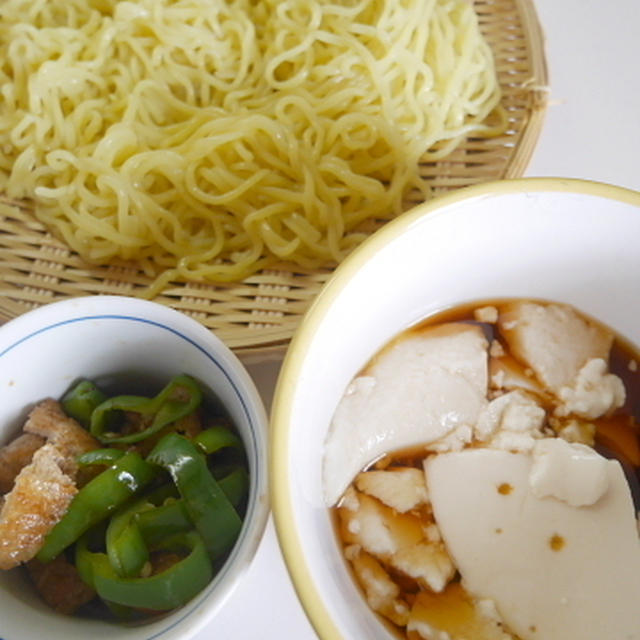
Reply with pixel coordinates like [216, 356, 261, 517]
[0, 0, 503, 292]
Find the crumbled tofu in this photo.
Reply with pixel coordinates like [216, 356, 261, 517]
[356, 468, 429, 513]
[350, 549, 410, 627]
[344, 543, 361, 562]
[391, 541, 455, 593]
[552, 418, 596, 447]
[338, 491, 424, 556]
[555, 358, 625, 419]
[498, 302, 613, 394]
[475, 391, 546, 452]
[529, 438, 609, 507]
[490, 368, 505, 390]
[474, 306, 499, 323]
[428, 425, 473, 453]
[324, 323, 489, 505]
[341, 496, 396, 555]
[488, 356, 545, 396]
[0, 444, 77, 570]
[487, 430, 541, 453]
[340, 488, 455, 596]
[489, 340, 505, 358]
[407, 619, 452, 640]
[407, 583, 514, 640]
[339, 485, 361, 512]
[424, 522, 442, 544]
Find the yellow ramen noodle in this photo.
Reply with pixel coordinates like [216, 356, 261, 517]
[0, 0, 503, 291]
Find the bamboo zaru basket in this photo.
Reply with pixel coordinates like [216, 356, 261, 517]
[0, 0, 547, 356]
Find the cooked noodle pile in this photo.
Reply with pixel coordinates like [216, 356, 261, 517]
[0, 0, 503, 291]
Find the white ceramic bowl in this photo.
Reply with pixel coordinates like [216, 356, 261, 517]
[270, 177, 640, 639]
[0, 296, 269, 640]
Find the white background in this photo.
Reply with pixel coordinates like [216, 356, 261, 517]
[200, 1, 640, 637]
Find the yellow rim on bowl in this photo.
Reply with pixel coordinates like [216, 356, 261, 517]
[269, 177, 640, 639]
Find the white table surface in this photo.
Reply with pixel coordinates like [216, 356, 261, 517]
[197, 1, 640, 637]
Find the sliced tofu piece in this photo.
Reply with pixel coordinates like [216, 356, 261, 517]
[355, 468, 429, 513]
[0, 433, 46, 494]
[0, 444, 77, 570]
[24, 399, 98, 477]
[498, 302, 613, 394]
[324, 323, 488, 505]
[407, 583, 513, 640]
[424, 448, 640, 640]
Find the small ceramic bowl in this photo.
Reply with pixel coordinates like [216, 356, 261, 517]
[270, 178, 640, 639]
[0, 296, 269, 640]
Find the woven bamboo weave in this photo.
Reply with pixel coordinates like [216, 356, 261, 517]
[0, 0, 548, 355]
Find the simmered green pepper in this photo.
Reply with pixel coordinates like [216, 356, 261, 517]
[90, 375, 203, 444]
[217, 467, 249, 510]
[134, 500, 192, 548]
[34, 374, 249, 621]
[76, 531, 212, 611]
[61, 379, 108, 428]
[105, 499, 152, 578]
[37, 452, 155, 562]
[193, 425, 242, 455]
[147, 433, 242, 560]
[77, 448, 125, 467]
[105, 493, 192, 578]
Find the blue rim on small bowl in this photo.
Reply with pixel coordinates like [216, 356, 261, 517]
[0, 296, 270, 640]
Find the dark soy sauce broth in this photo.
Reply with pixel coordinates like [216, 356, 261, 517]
[330, 299, 640, 639]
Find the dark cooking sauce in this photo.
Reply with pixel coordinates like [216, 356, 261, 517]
[330, 299, 640, 639]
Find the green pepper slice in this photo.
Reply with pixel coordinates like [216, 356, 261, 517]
[77, 448, 125, 467]
[90, 375, 203, 445]
[37, 452, 155, 562]
[76, 531, 212, 611]
[61, 379, 107, 428]
[133, 467, 248, 547]
[147, 433, 242, 561]
[106, 499, 153, 578]
[217, 467, 249, 510]
[134, 500, 192, 548]
[193, 425, 241, 455]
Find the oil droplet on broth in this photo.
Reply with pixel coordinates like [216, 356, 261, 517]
[497, 483, 514, 495]
[549, 534, 566, 552]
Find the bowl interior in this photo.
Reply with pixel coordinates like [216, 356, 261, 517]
[0, 297, 269, 640]
[271, 179, 640, 639]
